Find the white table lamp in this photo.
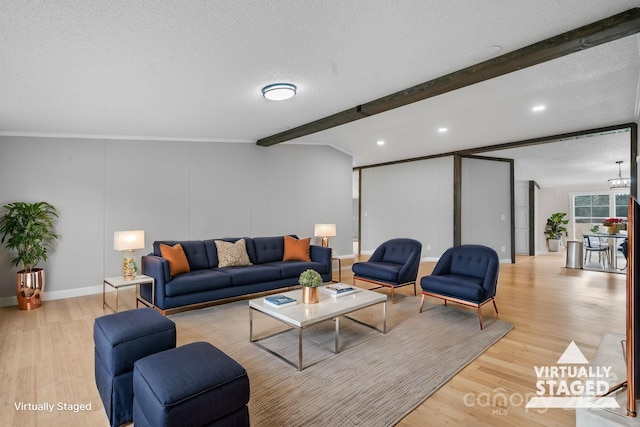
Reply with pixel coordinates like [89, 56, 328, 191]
[314, 224, 336, 247]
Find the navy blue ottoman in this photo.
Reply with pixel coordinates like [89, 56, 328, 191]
[94, 308, 176, 427]
[133, 341, 250, 427]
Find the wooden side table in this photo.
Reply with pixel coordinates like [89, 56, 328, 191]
[103, 275, 154, 312]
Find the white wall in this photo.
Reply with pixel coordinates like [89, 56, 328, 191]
[360, 156, 453, 259]
[0, 136, 352, 303]
[537, 182, 610, 252]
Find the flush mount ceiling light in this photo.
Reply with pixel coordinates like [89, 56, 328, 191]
[532, 104, 546, 112]
[608, 160, 630, 189]
[376, 140, 385, 146]
[262, 83, 296, 101]
[438, 127, 448, 133]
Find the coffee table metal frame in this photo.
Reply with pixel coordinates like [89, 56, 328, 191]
[249, 285, 387, 371]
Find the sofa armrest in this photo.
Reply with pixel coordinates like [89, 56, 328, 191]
[398, 250, 421, 284]
[310, 245, 332, 276]
[141, 255, 170, 307]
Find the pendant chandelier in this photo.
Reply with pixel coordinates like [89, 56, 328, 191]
[608, 160, 630, 189]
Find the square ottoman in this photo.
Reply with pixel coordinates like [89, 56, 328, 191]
[94, 308, 176, 427]
[133, 341, 250, 427]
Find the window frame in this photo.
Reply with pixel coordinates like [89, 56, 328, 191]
[569, 190, 630, 239]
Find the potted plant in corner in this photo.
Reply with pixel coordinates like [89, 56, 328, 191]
[545, 212, 568, 252]
[0, 201, 60, 310]
[299, 269, 322, 304]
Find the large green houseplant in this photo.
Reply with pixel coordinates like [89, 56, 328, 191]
[0, 201, 60, 309]
[545, 212, 568, 252]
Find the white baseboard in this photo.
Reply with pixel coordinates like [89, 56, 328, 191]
[0, 284, 106, 308]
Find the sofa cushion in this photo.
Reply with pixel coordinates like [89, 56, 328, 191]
[252, 236, 286, 264]
[266, 260, 327, 279]
[164, 270, 232, 297]
[218, 265, 281, 286]
[352, 261, 400, 283]
[381, 241, 418, 265]
[155, 240, 210, 271]
[159, 244, 191, 278]
[215, 239, 252, 268]
[450, 252, 493, 280]
[283, 236, 311, 262]
[420, 274, 485, 302]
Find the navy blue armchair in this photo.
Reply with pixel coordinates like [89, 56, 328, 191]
[352, 238, 422, 303]
[419, 245, 499, 329]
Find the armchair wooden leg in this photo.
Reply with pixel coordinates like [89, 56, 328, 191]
[492, 298, 498, 314]
[419, 294, 425, 313]
[391, 287, 395, 304]
[478, 306, 484, 330]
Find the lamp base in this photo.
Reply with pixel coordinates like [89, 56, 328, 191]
[321, 237, 329, 247]
[123, 251, 137, 280]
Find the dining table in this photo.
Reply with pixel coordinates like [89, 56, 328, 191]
[589, 233, 628, 269]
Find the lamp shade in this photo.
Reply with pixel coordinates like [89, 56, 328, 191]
[114, 230, 145, 251]
[314, 224, 336, 237]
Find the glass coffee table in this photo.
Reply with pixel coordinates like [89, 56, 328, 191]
[249, 285, 387, 370]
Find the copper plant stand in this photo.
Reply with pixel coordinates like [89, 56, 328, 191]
[16, 268, 44, 310]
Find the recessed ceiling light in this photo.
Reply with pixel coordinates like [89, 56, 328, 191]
[438, 127, 448, 133]
[377, 140, 385, 146]
[532, 105, 546, 112]
[262, 83, 297, 101]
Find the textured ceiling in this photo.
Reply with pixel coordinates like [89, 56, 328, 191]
[483, 130, 632, 188]
[1, 1, 640, 186]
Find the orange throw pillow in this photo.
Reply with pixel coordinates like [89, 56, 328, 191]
[283, 236, 311, 261]
[159, 243, 190, 277]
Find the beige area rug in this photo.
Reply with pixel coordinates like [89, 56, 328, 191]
[169, 294, 513, 427]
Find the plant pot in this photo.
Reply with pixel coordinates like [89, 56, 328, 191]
[301, 287, 319, 304]
[16, 268, 44, 310]
[548, 239, 561, 252]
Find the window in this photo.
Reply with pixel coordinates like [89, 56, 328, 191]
[616, 193, 630, 218]
[571, 192, 629, 238]
[574, 194, 609, 224]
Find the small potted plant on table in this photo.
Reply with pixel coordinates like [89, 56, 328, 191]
[299, 269, 322, 304]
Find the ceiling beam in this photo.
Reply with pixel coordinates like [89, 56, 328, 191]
[257, 8, 640, 147]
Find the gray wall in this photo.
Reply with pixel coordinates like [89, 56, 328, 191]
[359, 155, 512, 262]
[360, 157, 454, 259]
[0, 136, 352, 304]
[461, 157, 512, 261]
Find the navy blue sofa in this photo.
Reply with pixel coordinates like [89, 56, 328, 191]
[140, 236, 331, 313]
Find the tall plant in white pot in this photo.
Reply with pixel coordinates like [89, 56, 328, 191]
[0, 202, 60, 310]
[545, 212, 568, 252]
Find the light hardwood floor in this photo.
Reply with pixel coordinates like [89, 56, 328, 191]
[0, 252, 626, 426]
